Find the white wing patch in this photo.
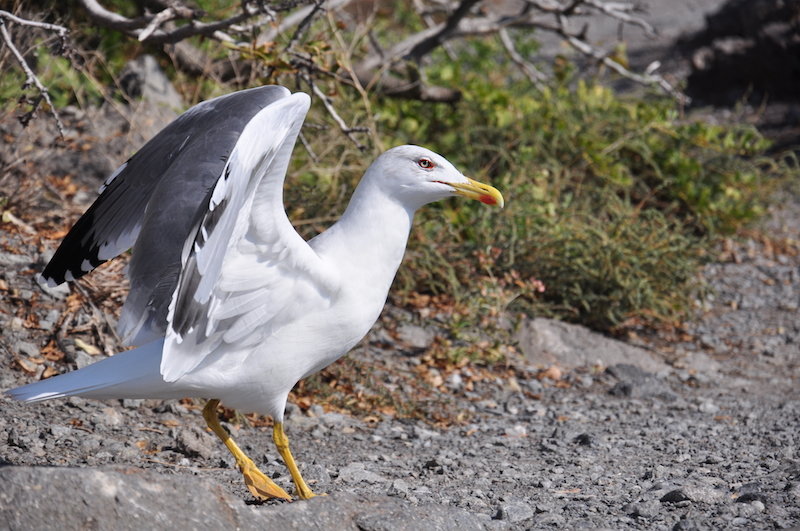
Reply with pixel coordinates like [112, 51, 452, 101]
[160, 92, 339, 382]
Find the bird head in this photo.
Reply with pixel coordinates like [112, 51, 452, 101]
[372, 145, 504, 210]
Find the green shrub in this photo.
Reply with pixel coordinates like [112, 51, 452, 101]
[358, 59, 789, 331]
[4, 10, 792, 334]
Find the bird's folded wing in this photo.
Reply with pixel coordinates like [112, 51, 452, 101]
[160, 91, 338, 382]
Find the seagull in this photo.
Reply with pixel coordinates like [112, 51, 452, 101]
[7, 85, 504, 501]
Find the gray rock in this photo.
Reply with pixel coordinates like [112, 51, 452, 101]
[14, 341, 38, 357]
[175, 426, 217, 459]
[336, 462, 386, 485]
[496, 501, 534, 523]
[38, 281, 70, 300]
[606, 363, 677, 400]
[388, 478, 411, 496]
[396, 323, 436, 350]
[660, 489, 690, 504]
[514, 318, 667, 371]
[0, 466, 487, 530]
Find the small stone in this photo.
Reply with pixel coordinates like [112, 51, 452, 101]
[73, 350, 96, 370]
[39, 282, 70, 300]
[698, 400, 719, 414]
[495, 502, 534, 523]
[95, 407, 123, 427]
[573, 433, 594, 446]
[283, 402, 300, 419]
[175, 427, 216, 459]
[624, 501, 659, 518]
[49, 425, 71, 439]
[735, 491, 768, 504]
[396, 323, 435, 350]
[505, 424, 527, 437]
[412, 425, 439, 440]
[446, 371, 463, 390]
[660, 489, 690, 504]
[388, 478, 410, 496]
[17, 341, 41, 357]
[672, 518, 702, 530]
[609, 381, 634, 397]
[336, 462, 385, 485]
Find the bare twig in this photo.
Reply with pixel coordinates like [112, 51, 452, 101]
[582, 0, 656, 38]
[257, 0, 352, 45]
[298, 132, 320, 163]
[412, 0, 457, 60]
[406, 0, 482, 62]
[498, 28, 547, 90]
[555, 13, 688, 103]
[0, 10, 69, 137]
[79, 0, 274, 45]
[352, 0, 686, 103]
[301, 73, 368, 151]
[284, 0, 324, 51]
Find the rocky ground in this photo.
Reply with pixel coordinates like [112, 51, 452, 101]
[2, 1, 800, 529]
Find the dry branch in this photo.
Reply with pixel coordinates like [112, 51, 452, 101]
[0, 10, 69, 137]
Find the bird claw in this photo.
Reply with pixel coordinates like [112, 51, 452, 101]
[295, 485, 323, 500]
[240, 462, 292, 501]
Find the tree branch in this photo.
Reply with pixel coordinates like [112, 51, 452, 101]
[299, 72, 369, 151]
[555, 13, 688, 104]
[0, 10, 69, 137]
[406, 0, 482, 62]
[498, 28, 547, 90]
[79, 0, 276, 45]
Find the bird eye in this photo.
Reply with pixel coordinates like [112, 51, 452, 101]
[418, 158, 434, 170]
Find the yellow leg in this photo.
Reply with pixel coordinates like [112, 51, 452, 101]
[202, 400, 291, 501]
[273, 421, 319, 499]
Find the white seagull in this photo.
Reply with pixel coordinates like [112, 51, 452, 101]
[7, 85, 504, 500]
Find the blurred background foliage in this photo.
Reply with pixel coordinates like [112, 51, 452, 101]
[1, 0, 795, 339]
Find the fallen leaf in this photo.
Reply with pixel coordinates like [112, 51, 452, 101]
[539, 365, 563, 381]
[14, 357, 38, 374]
[41, 340, 65, 361]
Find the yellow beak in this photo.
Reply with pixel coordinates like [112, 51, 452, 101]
[448, 177, 505, 208]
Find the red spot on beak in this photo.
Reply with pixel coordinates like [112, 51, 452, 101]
[479, 194, 497, 205]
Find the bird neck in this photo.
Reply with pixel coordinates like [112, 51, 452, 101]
[314, 178, 415, 293]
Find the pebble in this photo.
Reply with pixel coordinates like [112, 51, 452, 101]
[396, 323, 435, 349]
[660, 489, 690, 504]
[175, 427, 216, 459]
[504, 424, 527, 437]
[15, 341, 39, 357]
[495, 501, 534, 523]
[388, 478, 410, 496]
[336, 462, 386, 485]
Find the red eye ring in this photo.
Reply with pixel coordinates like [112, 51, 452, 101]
[418, 158, 435, 170]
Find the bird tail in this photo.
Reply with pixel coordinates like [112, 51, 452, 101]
[6, 340, 173, 403]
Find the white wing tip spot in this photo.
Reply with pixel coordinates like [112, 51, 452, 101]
[36, 274, 58, 288]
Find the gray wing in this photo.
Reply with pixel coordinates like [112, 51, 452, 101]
[40, 85, 292, 345]
[160, 91, 339, 381]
